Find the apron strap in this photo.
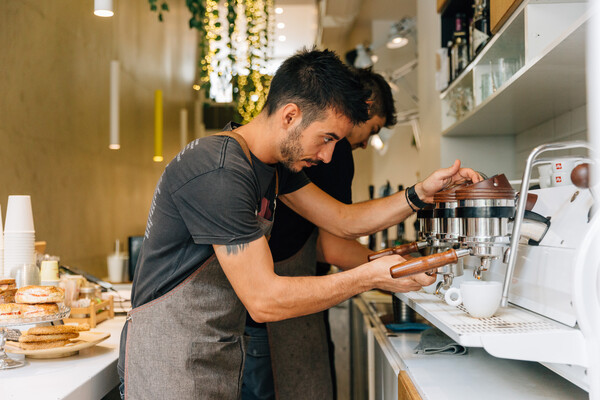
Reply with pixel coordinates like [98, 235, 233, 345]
[213, 131, 253, 166]
[213, 131, 279, 197]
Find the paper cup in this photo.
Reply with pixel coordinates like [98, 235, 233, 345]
[4, 195, 35, 233]
[107, 254, 129, 283]
[40, 260, 60, 281]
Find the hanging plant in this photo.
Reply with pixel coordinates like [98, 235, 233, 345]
[148, 0, 273, 114]
[148, 0, 169, 21]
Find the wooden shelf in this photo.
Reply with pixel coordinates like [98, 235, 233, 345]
[442, 13, 588, 137]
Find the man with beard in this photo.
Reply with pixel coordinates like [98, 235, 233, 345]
[118, 48, 480, 400]
[242, 68, 398, 400]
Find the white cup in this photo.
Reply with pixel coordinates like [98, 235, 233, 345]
[552, 172, 570, 186]
[4, 195, 35, 233]
[551, 158, 576, 173]
[107, 254, 129, 283]
[444, 281, 502, 318]
[537, 164, 552, 189]
[40, 260, 60, 281]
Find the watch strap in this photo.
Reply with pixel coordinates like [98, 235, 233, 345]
[407, 185, 430, 209]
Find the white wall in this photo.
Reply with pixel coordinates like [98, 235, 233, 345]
[515, 105, 588, 178]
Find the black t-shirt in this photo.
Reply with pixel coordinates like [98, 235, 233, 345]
[246, 138, 355, 328]
[269, 138, 354, 261]
[130, 123, 310, 308]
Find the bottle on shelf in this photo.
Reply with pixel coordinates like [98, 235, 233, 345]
[451, 12, 468, 78]
[447, 40, 454, 81]
[368, 185, 377, 250]
[470, 0, 490, 59]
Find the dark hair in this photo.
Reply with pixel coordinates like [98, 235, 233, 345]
[264, 48, 370, 129]
[354, 67, 397, 128]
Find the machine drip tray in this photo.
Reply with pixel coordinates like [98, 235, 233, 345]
[397, 291, 588, 369]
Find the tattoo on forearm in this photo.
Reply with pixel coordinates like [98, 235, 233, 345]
[225, 243, 249, 255]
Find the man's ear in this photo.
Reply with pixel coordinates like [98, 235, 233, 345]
[280, 103, 301, 129]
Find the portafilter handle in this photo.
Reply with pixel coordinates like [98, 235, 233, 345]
[367, 241, 428, 261]
[390, 248, 470, 278]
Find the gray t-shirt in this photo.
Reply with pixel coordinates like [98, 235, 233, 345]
[130, 125, 309, 308]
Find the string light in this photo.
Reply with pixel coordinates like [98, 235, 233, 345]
[200, 0, 219, 88]
[237, 0, 272, 123]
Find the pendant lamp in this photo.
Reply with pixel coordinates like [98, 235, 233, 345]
[109, 60, 120, 150]
[94, 0, 114, 17]
[154, 90, 164, 162]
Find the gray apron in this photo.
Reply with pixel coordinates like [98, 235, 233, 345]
[267, 230, 333, 400]
[124, 132, 277, 400]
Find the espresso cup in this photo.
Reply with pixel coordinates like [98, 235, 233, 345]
[551, 158, 576, 173]
[444, 281, 502, 318]
[551, 172, 569, 186]
[537, 164, 552, 189]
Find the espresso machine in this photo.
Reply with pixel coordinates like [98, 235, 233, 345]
[372, 174, 516, 286]
[371, 141, 599, 396]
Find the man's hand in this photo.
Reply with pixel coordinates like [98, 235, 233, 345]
[362, 255, 437, 293]
[415, 159, 482, 203]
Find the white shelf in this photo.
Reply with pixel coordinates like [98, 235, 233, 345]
[396, 291, 588, 369]
[442, 13, 588, 136]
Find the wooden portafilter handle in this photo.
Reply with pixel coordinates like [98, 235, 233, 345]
[390, 249, 470, 278]
[367, 241, 428, 262]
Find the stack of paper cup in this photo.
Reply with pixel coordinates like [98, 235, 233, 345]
[0, 204, 4, 277]
[3, 195, 36, 278]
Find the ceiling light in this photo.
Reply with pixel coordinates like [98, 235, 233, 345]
[387, 18, 415, 49]
[387, 36, 408, 49]
[275, 7, 283, 14]
[94, 0, 114, 17]
[278, 35, 286, 42]
[192, 84, 201, 91]
[277, 22, 285, 29]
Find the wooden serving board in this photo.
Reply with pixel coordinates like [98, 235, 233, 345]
[5, 331, 110, 359]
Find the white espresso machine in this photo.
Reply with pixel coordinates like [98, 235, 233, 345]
[376, 141, 599, 397]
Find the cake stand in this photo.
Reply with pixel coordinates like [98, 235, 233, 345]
[0, 304, 70, 369]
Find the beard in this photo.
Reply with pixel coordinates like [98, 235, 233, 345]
[279, 125, 321, 172]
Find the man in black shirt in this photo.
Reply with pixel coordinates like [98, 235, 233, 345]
[120, 48, 480, 400]
[242, 69, 401, 400]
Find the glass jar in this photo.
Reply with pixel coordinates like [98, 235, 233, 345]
[79, 286, 97, 301]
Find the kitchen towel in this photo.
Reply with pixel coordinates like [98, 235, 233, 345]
[414, 327, 467, 355]
[386, 322, 430, 333]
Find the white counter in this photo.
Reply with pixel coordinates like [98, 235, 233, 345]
[357, 292, 588, 400]
[1, 316, 126, 400]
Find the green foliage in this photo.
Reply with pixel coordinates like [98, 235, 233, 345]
[148, 0, 169, 21]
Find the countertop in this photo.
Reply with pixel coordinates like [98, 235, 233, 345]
[1, 316, 126, 399]
[358, 291, 588, 400]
